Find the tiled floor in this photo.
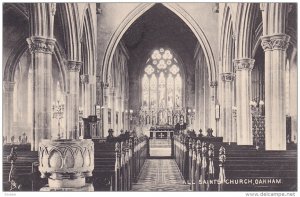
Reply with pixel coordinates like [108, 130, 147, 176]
[132, 159, 190, 191]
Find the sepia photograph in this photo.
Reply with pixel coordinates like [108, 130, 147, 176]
[1, 1, 298, 195]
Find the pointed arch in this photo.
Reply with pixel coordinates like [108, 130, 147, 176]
[3, 37, 68, 92]
[252, 22, 263, 58]
[235, 3, 259, 58]
[81, 5, 96, 75]
[261, 3, 289, 35]
[102, 3, 216, 84]
[58, 3, 81, 61]
[220, 5, 234, 71]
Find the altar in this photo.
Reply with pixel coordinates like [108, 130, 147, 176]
[148, 125, 174, 157]
[149, 125, 174, 139]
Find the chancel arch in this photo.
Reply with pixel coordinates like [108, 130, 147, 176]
[102, 3, 216, 86]
[100, 3, 217, 138]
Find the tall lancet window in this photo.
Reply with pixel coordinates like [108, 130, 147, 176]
[142, 48, 182, 112]
[150, 74, 157, 108]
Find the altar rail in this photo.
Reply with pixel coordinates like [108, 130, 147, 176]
[173, 134, 225, 191]
[93, 135, 148, 191]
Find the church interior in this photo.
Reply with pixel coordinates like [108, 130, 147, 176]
[2, 2, 297, 192]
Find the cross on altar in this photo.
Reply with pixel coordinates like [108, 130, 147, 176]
[159, 133, 163, 138]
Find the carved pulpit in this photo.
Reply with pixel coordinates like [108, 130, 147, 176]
[82, 115, 101, 139]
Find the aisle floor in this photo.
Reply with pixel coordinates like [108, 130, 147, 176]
[132, 159, 190, 192]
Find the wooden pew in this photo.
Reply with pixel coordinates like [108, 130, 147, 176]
[2, 146, 39, 191]
[93, 135, 148, 191]
[173, 133, 223, 191]
[93, 141, 120, 191]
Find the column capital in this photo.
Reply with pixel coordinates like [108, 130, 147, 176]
[50, 3, 56, 16]
[3, 81, 15, 92]
[26, 36, 56, 54]
[234, 58, 255, 71]
[80, 74, 89, 84]
[210, 81, 218, 87]
[221, 72, 235, 82]
[67, 61, 82, 72]
[261, 34, 290, 51]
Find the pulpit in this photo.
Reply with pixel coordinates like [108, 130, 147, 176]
[82, 115, 101, 139]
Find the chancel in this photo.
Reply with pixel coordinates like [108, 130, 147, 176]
[2, 2, 297, 192]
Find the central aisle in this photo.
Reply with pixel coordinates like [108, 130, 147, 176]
[132, 159, 190, 191]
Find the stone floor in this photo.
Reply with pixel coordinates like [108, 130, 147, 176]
[132, 159, 190, 192]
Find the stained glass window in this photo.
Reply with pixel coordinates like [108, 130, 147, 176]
[167, 74, 174, 108]
[150, 74, 157, 108]
[145, 65, 154, 75]
[170, 64, 179, 75]
[142, 48, 182, 115]
[158, 72, 166, 108]
[175, 74, 182, 107]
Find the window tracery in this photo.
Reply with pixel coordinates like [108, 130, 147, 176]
[141, 48, 183, 125]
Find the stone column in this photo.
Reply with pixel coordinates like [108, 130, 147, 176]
[209, 81, 217, 135]
[117, 96, 123, 131]
[261, 34, 290, 150]
[204, 75, 210, 132]
[80, 74, 86, 116]
[27, 36, 56, 151]
[234, 58, 254, 145]
[89, 75, 97, 115]
[67, 61, 82, 139]
[221, 73, 235, 142]
[232, 108, 237, 143]
[85, 75, 91, 116]
[3, 81, 15, 141]
[109, 88, 116, 133]
[289, 51, 297, 143]
[80, 74, 91, 117]
[102, 85, 110, 137]
[199, 65, 205, 132]
[124, 98, 129, 130]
